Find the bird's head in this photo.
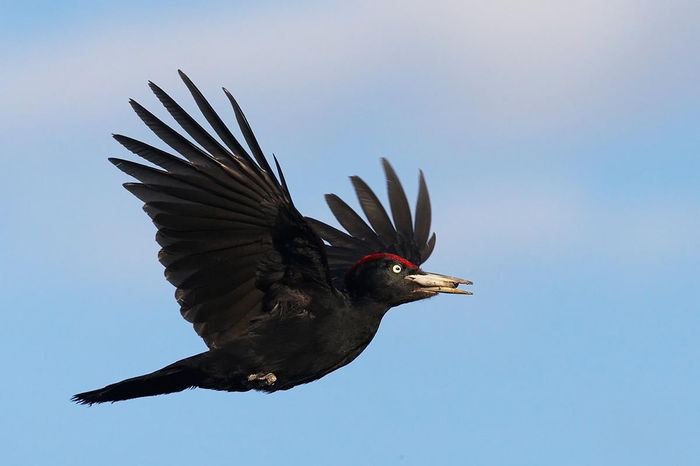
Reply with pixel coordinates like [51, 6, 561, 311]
[345, 253, 472, 307]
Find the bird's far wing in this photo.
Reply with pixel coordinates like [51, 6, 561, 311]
[111, 71, 333, 349]
[305, 159, 436, 289]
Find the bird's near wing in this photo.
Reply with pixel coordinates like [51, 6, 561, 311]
[305, 159, 436, 289]
[110, 71, 332, 349]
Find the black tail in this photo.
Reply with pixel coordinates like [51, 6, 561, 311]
[72, 355, 206, 405]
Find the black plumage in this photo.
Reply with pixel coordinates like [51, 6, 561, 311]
[72, 71, 471, 405]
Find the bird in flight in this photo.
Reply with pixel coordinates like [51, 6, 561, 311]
[72, 71, 472, 405]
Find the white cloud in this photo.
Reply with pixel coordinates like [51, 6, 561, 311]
[3, 0, 695, 133]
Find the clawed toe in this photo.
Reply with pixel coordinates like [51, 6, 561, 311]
[247, 372, 277, 386]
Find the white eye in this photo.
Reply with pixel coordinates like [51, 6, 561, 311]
[392, 264, 402, 274]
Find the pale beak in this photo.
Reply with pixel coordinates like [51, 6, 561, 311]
[405, 272, 473, 295]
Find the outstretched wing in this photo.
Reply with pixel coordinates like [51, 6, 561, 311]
[306, 159, 436, 288]
[111, 70, 332, 349]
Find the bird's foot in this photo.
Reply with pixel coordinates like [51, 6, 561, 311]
[247, 372, 277, 386]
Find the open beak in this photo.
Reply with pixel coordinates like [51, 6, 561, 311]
[405, 272, 473, 295]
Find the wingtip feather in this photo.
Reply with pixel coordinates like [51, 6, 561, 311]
[381, 158, 414, 236]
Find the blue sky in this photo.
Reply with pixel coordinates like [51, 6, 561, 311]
[2, 1, 699, 464]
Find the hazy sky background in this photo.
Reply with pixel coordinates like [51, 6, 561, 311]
[2, 1, 699, 464]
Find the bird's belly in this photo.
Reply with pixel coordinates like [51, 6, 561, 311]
[247, 341, 367, 391]
[246, 322, 379, 391]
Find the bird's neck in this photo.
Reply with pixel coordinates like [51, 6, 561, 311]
[346, 292, 391, 319]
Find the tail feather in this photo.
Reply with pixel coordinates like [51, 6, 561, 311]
[72, 358, 204, 405]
